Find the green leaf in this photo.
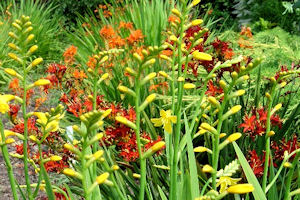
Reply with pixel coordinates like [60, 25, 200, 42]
[64, 184, 76, 200]
[184, 112, 200, 199]
[157, 185, 168, 200]
[232, 142, 267, 200]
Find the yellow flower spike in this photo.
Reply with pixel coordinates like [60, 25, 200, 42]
[271, 103, 282, 115]
[8, 43, 20, 51]
[192, 50, 212, 61]
[63, 143, 81, 156]
[23, 26, 33, 34]
[170, 35, 178, 42]
[4, 68, 17, 76]
[133, 53, 142, 63]
[183, 83, 196, 90]
[231, 71, 238, 80]
[5, 138, 15, 144]
[151, 109, 177, 134]
[34, 79, 50, 86]
[8, 53, 23, 64]
[267, 131, 275, 137]
[101, 109, 112, 119]
[151, 141, 165, 153]
[125, 67, 137, 76]
[219, 133, 227, 138]
[45, 120, 59, 132]
[0, 94, 15, 114]
[96, 172, 110, 184]
[50, 155, 62, 162]
[208, 96, 221, 108]
[8, 32, 19, 40]
[194, 146, 212, 154]
[29, 135, 39, 143]
[72, 139, 80, 145]
[217, 176, 242, 193]
[26, 34, 35, 43]
[280, 81, 287, 88]
[283, 162, 292, 168]
[222, 105, 242, 121]
[141, 72, 156, 85]
[142, 58, 156, 68]
[229, 90, 245, 99]
[171, 8, 181, 17]
[117, 85, 136, 97]
[200, 123, 218, 135]
[31, 57, 43, 67]
[191, 0, 201, 6]
[176, 77, 184, 82]
[227, 184, 254, 194]
[160, 55, 173, 62]
[159, 71, 170, 79]
[93, 150, 104, 160]
[63, 168, 83, 180]
[265, 92, 271, 99]
[133, 173, 141, 179]
[12, 22, 22, 31]
[226, 133, 242, 143]
[115, 116, 137, 130]
[191, 19, 203, 26]
[28, 45, 38, 54]
[99, 73, 109, 82]
[111, 165, 120, 171]
[202, 164, 214, 173]
[33, 112, 47, 125]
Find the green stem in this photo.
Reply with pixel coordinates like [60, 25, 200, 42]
[262, 87, 275, 192]
[22, 58, 33, 200]
[284, 152, 300, 200]
[81, 141, 91, 200]
[135, 74, 146, 200]
[0, 120, 19, 200]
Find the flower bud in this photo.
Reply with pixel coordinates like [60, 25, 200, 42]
[191, 19, 203, 26]
[5, 138, 15, 144]
[31, 57, 43, 67]
[23, 26, 33, 34]
[267, 131, 275, 137]
[34, 79, 50, 86]
[142, 58, 156, 68]
[142, 141, 165, 159]
[26, 34, 35, 43]
[8, 43, 20, 51]
[226, 133, 242, 142]
[133, 173, 141, 179]
[202, 164, 214, 173]
[283, 162, 292, 168]
[63, 168, 83, 180]
[115, 116, 137, 130]
[8, 53, 23, 64]
[160, 55, 173, 62]
[125, 67, 137, 76]
[170, 35, 178, 42]
[191, 0, 200, 6]
[99, 73, 109, 82]
[50, 155, 62, 161]
[96, 172, 109, 184]
[227, 184, 254, 194]
[133, 53, 142, 63]
[28, 45, 38, 55]
[4, 68, 17, 76]
[192, 50, 212, 61]
[111, 165, 119, 171]
[29, 135, 39, 143]
[200, 123, 217, 135]
[208, 96, 220, 108]
[117, 85, 136, 97]
[8, 32, 19, 40]
[183, 83, 196, 89]
[171, 8, 181, 17]
[194, 146, 212, 154]
[12, 22, 22, 31]
[141, 72, 156, 85]
[221, 105, 242, 121]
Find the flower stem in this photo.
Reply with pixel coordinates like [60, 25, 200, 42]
[283, 152, 300, 200]
[0, 120, 19, 200]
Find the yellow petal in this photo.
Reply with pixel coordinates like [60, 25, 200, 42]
[169, 116, 177, 123]
[164, 121, 172, 134]
[150, 118, 163, 127]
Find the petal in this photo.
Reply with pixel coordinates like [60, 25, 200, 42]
[150, 118, 163, 127]
[1, 94, 15, 103]
[33, 112, 47, 125]
[169, 116, 177, 123]
[160, 109, 167, 117]
[164, 121, 172, 134]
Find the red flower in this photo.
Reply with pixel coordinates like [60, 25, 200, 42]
[272, 135, 299, 161]
[247, 150, 264, 177]
[239, 115, 256, 133]
[205, 80, 223, 97]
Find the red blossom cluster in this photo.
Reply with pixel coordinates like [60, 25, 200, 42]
[271, 135, 299, 161]
[239, 107, 282, 140]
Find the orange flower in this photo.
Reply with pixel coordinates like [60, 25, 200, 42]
[63, 45, 77, 65]
[119, 21, 133, 30]
[127, 30, 144, 45]
[109, 36, 126, 48]
[100, 25, 116, 39]
[168, 16, 180, 23]
[9, 78, 19, 92]
[35, 96, 47, 110]
[224, 50, 234, 60]
[87, 56, 97, 69]
[73, 69, 87, 79]
[161, 50, 173, 56]
[240, 26, 253, 38]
